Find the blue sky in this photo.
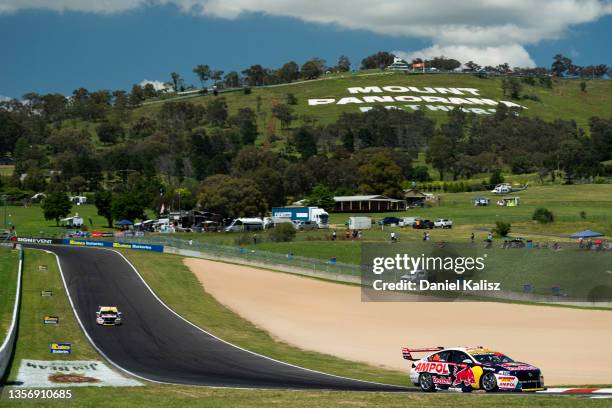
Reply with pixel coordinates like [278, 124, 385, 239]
[0, 1, 610, 99]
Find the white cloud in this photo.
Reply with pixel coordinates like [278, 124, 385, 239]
[139, 79, 171, 91]
[1, 1, 611, 67]
[394, 44, 536, 68]
[0, 95, 13, 102]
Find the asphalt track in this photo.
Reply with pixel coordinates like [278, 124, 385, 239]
[30, 244, 409, 391]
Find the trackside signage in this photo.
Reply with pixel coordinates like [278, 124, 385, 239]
[62, 239, 163, 252]
[308, 85, 528, 115]
[15, 360, 142, 387]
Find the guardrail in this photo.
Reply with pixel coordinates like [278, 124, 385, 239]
[0, 245, 23, 381]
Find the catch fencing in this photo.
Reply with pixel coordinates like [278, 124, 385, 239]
[112, 235, 362, 284]
[0, 244, 23, 381]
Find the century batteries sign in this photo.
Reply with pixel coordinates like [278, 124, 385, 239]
[308, 85, 528, 115]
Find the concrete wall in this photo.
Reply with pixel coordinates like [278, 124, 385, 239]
[0, 245, 23, 380]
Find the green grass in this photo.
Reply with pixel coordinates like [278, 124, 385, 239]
[0, 247, 19, 339]
[3, 204, 113, 238]
[0, 165, 13, 177]
[135, 73, 612, 136]
[6, 249, 99, 368]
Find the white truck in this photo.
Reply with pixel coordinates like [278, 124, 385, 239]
[348, 216, 372, 230]
[433, 219, 453, 229]
[271, 207, 329, 229]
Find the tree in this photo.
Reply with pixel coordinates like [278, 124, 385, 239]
[286, 93, 298, 105]
[271, 103, 294, 129]
[211, 70, 224, 84]
[198, 174, 267, 218]
[41, 192, 72, 226]
[223, 71, 241, 88]
[337, 55, 351, 72]
[489, 169, 505, 186]
[464, 61, 481, 71]
[142, 83, 157, 98]
[206, 98, 228, 126]
[170, 72, 181, 91]
[360, 51, 395, 69]
[358, 152, 403, 197]
[501, 77, 522, 99]
[193, 64, 210, 88]
[532, 207, 554, 224]
[229, 107, 258, 145]
[94, 190, 114, 228]
[277, 61, 300, 83]
[111, 193, 146, 222]
[301, 60, 323, 80]
[426, 134, 452, 180]
[305, 184, 335, 210]
[96, 122, 124, 144]
[551, 54, 572, 77]
[292, 127, 317, 158]
[242, 64, 267, 86]
[493, 221, 511, 237]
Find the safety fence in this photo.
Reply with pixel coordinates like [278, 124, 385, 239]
[110, 235, 362, 283]
[0, 244, 23, 381]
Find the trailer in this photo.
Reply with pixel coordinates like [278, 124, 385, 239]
[348, 216, 372, 230]
[271, 207, 329, 228]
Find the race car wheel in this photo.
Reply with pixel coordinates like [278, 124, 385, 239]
[481, 372, 499, 392]
[418, 373, 436, 392]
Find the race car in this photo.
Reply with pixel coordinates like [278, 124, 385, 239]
[402, 346, 545, 392]
[96, 306, 123, 326]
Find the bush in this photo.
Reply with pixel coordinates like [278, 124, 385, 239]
[580, 211, 587, 220]
[489, 169, 504, 186]
[268, 223, 296, 242]
[532, 207, 554, 224]
[493, 221, 511, 237]
[243, 87, 252, 95]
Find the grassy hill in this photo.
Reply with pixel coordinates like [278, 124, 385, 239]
[136, 72, 612, 136]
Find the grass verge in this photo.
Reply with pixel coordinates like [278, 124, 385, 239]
[0, 247, 19, 340]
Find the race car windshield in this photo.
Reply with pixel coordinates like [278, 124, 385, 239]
[472, 353, 514, 364]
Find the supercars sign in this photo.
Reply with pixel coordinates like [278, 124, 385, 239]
[308, 85, 528, 115]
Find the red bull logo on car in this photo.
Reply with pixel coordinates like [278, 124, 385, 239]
[452, 365, 476, 386]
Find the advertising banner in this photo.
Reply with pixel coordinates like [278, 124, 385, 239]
[49, 343, 71, 354]
[62, 239, 163, 252]
[43, 315, 59, 325]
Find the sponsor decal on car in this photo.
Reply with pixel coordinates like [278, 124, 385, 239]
[453, 365, 476, 386]
[49, 343, 71, 354]
[500, 363, 535, 371]
[432, 375, 453, 385]
[497, 375, 519, 389]
[415, 362, 450, 375]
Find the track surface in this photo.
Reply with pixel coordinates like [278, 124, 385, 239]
[32, 245, 408, 391]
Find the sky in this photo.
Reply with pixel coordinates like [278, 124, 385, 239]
[0, 0, 611, 99]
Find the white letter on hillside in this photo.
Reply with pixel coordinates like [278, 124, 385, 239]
[382, 86, 410, 93]
[308, 98, 335, 106]
[347, 87, 382, 94]
[337, 97, 364, 105]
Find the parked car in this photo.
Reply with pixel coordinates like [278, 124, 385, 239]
[413, 219, 434, 229]
[434, 219, 453, 229]
[293, 220, 318, 231]
[399, 217, 419, 227]
[378, 217, 402, 226]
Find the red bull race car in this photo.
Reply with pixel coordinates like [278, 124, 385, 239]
[402, 346, 545, 392]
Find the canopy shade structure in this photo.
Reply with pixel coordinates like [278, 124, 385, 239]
[115, 219, 134, 226]
[569, 230, 604, 239]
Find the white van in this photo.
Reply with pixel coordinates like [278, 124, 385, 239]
[224, 218, 264, 232]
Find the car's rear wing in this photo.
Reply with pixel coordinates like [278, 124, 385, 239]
[402, 346, 444, 361]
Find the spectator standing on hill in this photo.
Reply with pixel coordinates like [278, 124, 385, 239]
[390, 231, 397, 243]
[252, 233, 257, 245]
[470, 232, 475, 243]
[331, 230, 337, 241]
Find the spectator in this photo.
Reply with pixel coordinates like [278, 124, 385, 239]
[331, 230, 337, 241]
[390, 231, 397, 243]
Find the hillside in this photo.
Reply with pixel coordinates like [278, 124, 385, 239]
[136, 72, 612, 135]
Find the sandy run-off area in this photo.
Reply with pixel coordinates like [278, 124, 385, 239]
[184, 258, 612, 385]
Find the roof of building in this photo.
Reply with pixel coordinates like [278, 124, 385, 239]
[334, 195, 404, 202]
[404, 188, 427, 198]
